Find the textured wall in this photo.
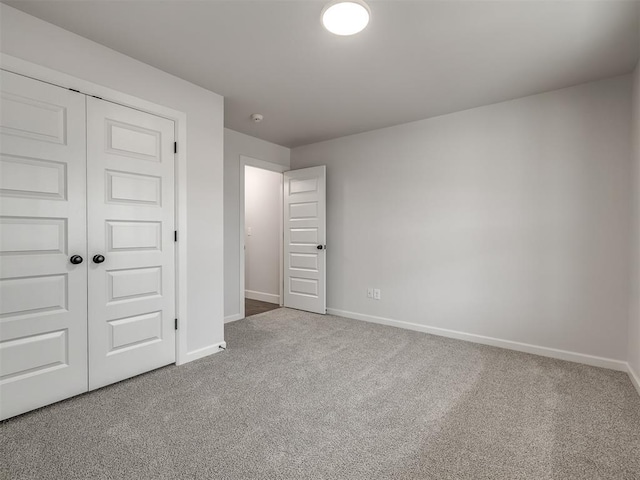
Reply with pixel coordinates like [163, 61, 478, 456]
[292, 76, 633, 361]
[629, 63, 640, 381]
[224, 129, 290, 318]
[244, 166, 282, 302]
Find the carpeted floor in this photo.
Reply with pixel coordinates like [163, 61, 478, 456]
[1, 308, 639, 480]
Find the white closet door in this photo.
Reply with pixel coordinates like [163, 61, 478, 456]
[0, 70, 88, 420]
[283, 166, 326, 314]
[87, 98, 176, 390]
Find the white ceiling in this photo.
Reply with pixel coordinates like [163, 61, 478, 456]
[6, 1, 639, 148]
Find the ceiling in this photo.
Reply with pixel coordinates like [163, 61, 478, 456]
[5, 1, 639, 148]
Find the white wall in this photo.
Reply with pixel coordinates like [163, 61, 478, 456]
[630, 63, 640, 386]
[224, 129, 290, 319]
[0, 5, 225, 358]
[244, 166, 282, 303]
[292, 75, 633, 365]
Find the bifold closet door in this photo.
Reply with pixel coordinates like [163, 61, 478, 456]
[0, 70, 88, 420]
[86, 97, 176, 390]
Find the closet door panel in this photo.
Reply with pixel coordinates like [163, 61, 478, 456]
[87, 98, 175, 390]
[0, 70, 88, 420]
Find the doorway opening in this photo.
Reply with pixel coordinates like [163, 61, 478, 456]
[239, 156, 327, 319]
[240, 158, 287, 318]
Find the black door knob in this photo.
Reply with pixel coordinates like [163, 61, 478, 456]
[317, 245, 324, 250]
[92, 254, 105, 264]
[69, 255, 83, 265]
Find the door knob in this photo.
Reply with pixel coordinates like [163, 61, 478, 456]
[69, 255, 83, 265]
[317, 245, 325, 250]
[92, 254, 105, 264]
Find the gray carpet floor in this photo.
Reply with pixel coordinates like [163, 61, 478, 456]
[1, 308, 640, 480]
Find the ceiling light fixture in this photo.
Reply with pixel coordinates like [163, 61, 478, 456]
[321, 0, 371, 36]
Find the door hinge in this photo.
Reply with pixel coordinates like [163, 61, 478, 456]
[175, 318, 178, 330]
[174, 230, 178, 242]
[174, 142, 177, 154]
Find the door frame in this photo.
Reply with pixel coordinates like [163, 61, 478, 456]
[238, 155, 287, 319]
[0, 53, 191, 366]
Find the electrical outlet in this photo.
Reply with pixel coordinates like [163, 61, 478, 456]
[247, 227, 252, 236]
[367, 288, 374, 298]
[373, 289, 381, 300]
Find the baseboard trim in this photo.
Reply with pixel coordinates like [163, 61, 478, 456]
[178, 342, 227, 365]
[245, 290, 280, 304]
[327, 308, 627, 372]
[628, 364, 640, 397]
[224, 313, 244, 324]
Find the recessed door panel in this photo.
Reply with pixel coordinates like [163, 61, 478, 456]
[0, 274, 67, 318]
[0, 91, 66, 144]
[106, 170, 161, 206]
[289, 202, 318, 219]
[289, 277, 319, 297]
[283, 166, 326, 314]
[108, 311, 162, 353]
[0, 155, 67, 200]
[106, 120, 161, 161]
[107, 267, 162, 303]
[87, 97, 175, 390]
[107, 221, 161, 252]
[289, 177, 318, 195]
[0, 217, 67, 256]
[289, 253, 319, 272]
[290, 228, 318, 245]
[0, 330, 68, 383]
[0, 70, 87, 421]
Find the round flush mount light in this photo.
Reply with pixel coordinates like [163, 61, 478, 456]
[321, 0, 371, 36]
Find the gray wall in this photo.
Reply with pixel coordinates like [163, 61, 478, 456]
[0, 4, 225, 356]
[292, 75, 633, 362]
[245, 166, 282, 303]
[224, 129, 290, 319]
[630, 63, 640, 382]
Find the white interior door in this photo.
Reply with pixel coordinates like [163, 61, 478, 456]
[87, 97, 175, 390]
[283, 166, 326, 314]
[0, 70, 88, 419]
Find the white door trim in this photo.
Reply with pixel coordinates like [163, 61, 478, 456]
[0, 53, 191, 366]
[239, 155, 287, 318]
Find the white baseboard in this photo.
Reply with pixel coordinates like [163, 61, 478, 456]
[224, 313, 244, 324]
[245, 290, 280, 304]
[177, 342, 227, 365]
[628, 364, 640, 397]
[327, 308, 628, 372]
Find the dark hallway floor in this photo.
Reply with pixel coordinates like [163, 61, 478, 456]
[245, 298, 280, 317]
